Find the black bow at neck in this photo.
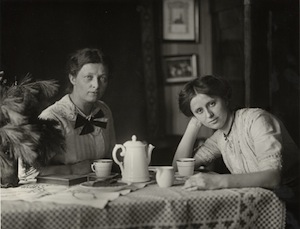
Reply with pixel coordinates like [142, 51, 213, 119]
[74, 109, 107, 135]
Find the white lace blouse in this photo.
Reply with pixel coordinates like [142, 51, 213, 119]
[194, 108, 299, 185]
[39, 95, 116, 164]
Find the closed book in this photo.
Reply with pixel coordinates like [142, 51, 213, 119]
[36, 174, 88, 186]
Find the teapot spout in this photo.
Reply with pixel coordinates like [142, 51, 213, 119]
[147, 144, 155, 165]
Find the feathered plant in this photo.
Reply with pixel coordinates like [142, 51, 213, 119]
[0, 74, 60, 125]
[0, 124, 40, 165]
[0, 120, 64, 168]
[0, 73, 65, 171]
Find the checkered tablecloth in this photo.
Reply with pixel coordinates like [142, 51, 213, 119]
[1, 185, 285, 229]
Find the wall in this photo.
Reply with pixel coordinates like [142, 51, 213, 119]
[162, 0, 214, 138]
[246, 0, 299, 145]
[0, 0, 151, 143]
[210, 0, 245, 110]
[210, 0, 299, 145]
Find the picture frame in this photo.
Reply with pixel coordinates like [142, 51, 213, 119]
[163, 54, 198, 83]
[162, 0, 199, 42]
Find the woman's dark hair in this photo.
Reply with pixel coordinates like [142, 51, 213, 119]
[178, 75, 232, 117]
[65, 48, 111, 92]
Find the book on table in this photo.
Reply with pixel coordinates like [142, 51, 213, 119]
[36, 174, 88, 186]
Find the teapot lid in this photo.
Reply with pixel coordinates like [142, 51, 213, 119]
[124, 135, 145, 147]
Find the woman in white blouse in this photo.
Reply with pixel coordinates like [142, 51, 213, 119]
[172, 75, 300, 226]
[172, 74, 299, 192]
[36, 48, 116, 175]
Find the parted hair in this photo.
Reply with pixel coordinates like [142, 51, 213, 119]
[178, 75, 232, 117]
[65, 48, 111, 93]
[66, 48, 110, 76]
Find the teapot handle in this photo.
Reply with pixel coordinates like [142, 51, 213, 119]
[112, 144, 126, 175]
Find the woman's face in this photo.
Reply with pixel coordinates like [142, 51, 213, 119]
[190, 93, 229, 130]
[69, 63, 108, 103]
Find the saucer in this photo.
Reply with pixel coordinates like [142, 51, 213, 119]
[174, 172, 192, 180]
[148, 166, 160, 171]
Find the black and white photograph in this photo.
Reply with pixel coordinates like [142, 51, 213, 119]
[164, 54, 198, 83]
[162, 0, 199, 41]
[1, 0, 299, 228]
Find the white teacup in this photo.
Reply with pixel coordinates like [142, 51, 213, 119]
[176, 158, 195, 176]
[156, 166, 174, 188]
[91, 159, 113, 177]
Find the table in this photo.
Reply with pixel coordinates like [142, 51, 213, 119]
[1, 181, 285, 229]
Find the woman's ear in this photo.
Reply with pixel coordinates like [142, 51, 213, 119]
[69, 74, 76, 86]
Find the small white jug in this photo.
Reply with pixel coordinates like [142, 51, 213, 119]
[156, 166, 174, 188]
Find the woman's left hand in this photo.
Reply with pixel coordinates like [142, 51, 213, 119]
[182, 172, 224, 191]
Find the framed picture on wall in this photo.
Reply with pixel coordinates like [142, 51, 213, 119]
[162, 0, 199, 41]
[163, 54, 198, 83]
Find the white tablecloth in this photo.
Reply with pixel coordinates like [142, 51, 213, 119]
[1, 182, 286, 229]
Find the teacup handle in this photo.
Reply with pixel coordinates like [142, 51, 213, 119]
[91, 163, 96, 172]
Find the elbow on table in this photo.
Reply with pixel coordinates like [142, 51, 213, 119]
[264, 169, 281, 189]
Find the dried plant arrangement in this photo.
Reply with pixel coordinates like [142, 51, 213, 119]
[0, 72, 65, 188]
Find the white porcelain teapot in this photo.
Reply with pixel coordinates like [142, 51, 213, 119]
[112, 135, 155, 183]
